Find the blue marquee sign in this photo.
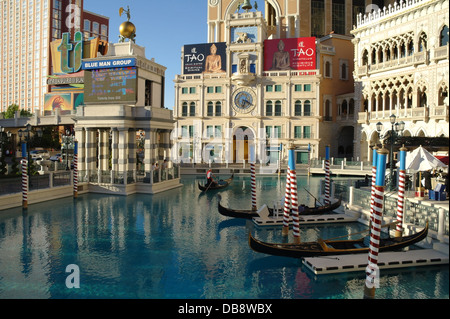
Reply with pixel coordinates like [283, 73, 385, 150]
[82, 58, 136, 70]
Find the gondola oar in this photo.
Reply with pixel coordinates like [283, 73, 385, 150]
[303, 187, 324, 207]
[204, 175, 218, 192]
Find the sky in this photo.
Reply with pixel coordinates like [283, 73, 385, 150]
[84, 0, 209, 109]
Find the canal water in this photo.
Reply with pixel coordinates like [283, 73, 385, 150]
[0, 175, 448, 299]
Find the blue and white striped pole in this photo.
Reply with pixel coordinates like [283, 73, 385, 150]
[369, 146, 378, 222]
[395, 145, 408, 238]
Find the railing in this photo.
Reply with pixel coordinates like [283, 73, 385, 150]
[0, 165, 181, 196]
[310, 158, 372, 171]
[327, 179, 449, 236]
[0, 171, 72, 196]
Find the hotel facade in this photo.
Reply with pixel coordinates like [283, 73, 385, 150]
[0, 0, 109, 114]
[172, 0, 379, 166]
[352, 0, 449, 162]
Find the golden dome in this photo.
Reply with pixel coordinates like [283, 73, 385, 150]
[119, 21, 136, 39]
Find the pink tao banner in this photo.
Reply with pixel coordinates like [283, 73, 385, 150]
[264, 37, 316, 71]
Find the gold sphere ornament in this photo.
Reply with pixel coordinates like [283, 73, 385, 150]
[119, 21, 136, 39]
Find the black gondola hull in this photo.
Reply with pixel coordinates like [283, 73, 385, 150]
[249, 222, 428, 258]
[218, 198, 342, 219]
[198, 174, 234, 191]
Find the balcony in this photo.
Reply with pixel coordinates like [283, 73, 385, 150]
[358, 105, 449, 124]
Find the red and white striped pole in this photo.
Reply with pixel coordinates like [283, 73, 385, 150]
[282, 167, 291, 237]
[324, 145, 331, 205]
[250, 145, 256, 210]
[288, 147, 300, 244]
[364, 146, 388, 299]
[395, 145, 408, 238]
[369, 146, 379, 222]
[73, 140, 78, 198]
[21, 142, 28, 210]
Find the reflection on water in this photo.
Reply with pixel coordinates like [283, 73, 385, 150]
[0, 175, 448, 299]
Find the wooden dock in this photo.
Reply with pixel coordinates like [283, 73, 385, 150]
[302, 249, 449, 275]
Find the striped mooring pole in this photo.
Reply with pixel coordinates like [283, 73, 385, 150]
[364, 145, 388, 299]
[369, 146, 379, 222]
[73, 140, 79, 199]
[324, 145, 331, 205]
[250, 145, 256, 211]
[282, 166, 291, 237]
[21, 142, 28, 210]
[395, 145, 408, 238]
[288, 147, 300, 244]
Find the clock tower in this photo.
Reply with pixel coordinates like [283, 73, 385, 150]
[173, 0, 356, 167]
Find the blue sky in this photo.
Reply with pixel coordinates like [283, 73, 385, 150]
[84, 0, 208, 109]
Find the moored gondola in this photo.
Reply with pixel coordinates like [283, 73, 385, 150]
[218, 198, 342, 219]
[248, 222, 429, 258]
[198, 174, 234, 192]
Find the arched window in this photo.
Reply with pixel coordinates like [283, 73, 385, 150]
[349, 99, 354, 115]
[362, 50, 369, 66]
[341, 100, 348, 116]
[371, 49, 377, 64]
[207, 102, 214, 116]
[400, 42, 406, 58]
[304, 100, 311, 116]
[215, 102, 222, 116]
[275, 100, 282, 116]
[294, 100, 302, 116]
[440, 25, 449, 46]
[407, 40, 414, 56]
[182, 102, 188, 116]
[419, 91, 427, 108]
[189, 102, 196, 116]
[266, 101, 273, 116]
[438, 85, 448, 106]
[418, 32, 427, 52]
[377, 49, 383, 63]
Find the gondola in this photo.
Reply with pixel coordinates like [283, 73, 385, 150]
[248, 222, 429, 258]
[218, 197, 342, 219]
[198, 174, 234, 192]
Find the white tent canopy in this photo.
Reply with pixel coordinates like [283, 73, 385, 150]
[397, 146, 448, 172]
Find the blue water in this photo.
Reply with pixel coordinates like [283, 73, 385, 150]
[0, 175, 448, 299]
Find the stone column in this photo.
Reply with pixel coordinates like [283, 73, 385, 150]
[128, 129, 136, 183]
[144, 129, 152, 182]
[111, 128, 119, 183]
[118, 128, 129, 184]
[85, 128, 97, 181]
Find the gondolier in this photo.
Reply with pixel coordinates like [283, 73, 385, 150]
[206, 169, 216, 187]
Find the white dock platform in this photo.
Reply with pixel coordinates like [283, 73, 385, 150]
[252, 213, 359, 227]
[302, 249, 449, 275]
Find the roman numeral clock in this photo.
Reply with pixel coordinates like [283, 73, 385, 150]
[232, 87, 256, 114]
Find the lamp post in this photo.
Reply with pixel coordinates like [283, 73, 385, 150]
[376, 115, 405, 191]
[61, 129, 74, 170]
[18, 124, 42, 176]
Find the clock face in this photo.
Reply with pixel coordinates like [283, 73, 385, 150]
[232, 88, 256, 114]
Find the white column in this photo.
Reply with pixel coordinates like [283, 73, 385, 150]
[118, 128, 129, 180]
